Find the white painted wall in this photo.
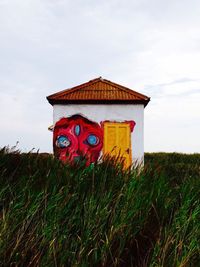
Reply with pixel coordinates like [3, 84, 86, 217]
[53, 104, 144, 163]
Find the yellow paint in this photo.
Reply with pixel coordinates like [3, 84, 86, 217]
[103, 122, 132, 168]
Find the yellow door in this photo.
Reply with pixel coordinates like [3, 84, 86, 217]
[103, 122, 132, 168]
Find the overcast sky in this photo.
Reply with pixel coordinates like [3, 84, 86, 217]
[0, 0, 200, 153]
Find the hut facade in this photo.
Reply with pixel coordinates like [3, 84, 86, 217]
[47, 77, 150, 167]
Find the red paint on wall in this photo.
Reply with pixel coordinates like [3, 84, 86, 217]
[125, 120, 136, 132]
[53, 114, 103, 166]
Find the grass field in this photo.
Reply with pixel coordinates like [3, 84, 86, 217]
[0, 147, 199, 267]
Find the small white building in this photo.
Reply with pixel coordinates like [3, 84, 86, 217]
[47, 77, 150, 167]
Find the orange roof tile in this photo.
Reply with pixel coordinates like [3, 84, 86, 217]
[47, 77, 150, 106]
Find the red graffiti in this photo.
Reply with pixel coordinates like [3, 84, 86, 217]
[53, 114, 103, 166]
[124, 120, 136, 132]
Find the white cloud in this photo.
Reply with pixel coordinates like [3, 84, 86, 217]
[0, 0, 200, 152]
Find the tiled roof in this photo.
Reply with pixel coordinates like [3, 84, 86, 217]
[47, 77, 150, 106]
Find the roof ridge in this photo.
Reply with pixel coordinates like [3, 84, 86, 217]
[101, 79, 149, 100]
[47, 77, 101, 99]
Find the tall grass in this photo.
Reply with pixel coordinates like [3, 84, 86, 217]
[0, 148, 199, 266]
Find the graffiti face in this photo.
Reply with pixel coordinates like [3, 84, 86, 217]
[53, 114, 103, 166]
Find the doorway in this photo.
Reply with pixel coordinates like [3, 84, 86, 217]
[103, 122, 132, 168]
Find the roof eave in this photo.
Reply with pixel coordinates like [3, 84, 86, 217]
[47, 98, 150, 107]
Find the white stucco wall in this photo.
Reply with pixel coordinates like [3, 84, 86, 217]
[53, 104, 144, 163]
